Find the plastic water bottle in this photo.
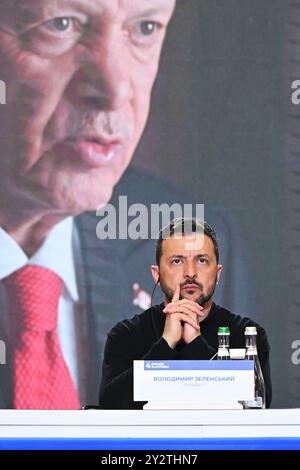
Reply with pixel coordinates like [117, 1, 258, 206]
[217, 326, 230, 359]
[243, 326, 266, 409]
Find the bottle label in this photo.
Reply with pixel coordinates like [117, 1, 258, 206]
[242, 397, 263, 409]
[217, 348, 230, 359]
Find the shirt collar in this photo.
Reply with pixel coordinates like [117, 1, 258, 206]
[0, 217, 78, 302]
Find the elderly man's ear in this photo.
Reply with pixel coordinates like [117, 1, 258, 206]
[151, 265, 160, 285]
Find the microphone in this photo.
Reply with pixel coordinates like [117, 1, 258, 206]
[150, 279, 160, 308]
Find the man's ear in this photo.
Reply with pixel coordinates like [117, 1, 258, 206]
[151, 265, 160, 285]
[216, 264, 223, 284]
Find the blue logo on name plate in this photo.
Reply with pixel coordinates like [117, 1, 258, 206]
[144, 360, 253, 371]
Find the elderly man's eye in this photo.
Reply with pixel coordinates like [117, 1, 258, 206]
[140, 21, 158, 36]
[42, 17, 81, 34]
[46, 18, 72, 32]
[18, 16, 85, 57]
[129, 20, 163, 45]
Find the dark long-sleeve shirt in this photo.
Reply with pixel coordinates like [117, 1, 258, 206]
[99, 303, 272, 409]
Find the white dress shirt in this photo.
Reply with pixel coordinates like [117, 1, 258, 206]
[0, 218, 82, 393]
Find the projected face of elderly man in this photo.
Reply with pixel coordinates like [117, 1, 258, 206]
[0, 0, 176, 254]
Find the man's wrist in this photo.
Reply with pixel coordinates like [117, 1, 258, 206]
[162, 334, 177, 349]
[184, 332, 201, 344]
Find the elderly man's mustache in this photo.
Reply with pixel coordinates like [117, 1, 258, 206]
[50, 109, 133, 144]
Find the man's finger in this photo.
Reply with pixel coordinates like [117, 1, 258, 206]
[163, 304, 204, 317]
[175, 313, 200, 331]
[179, 299, 204, 311]
[172, 284, 180, 302]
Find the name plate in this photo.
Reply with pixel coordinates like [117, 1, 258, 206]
[133, 360, 254, 402]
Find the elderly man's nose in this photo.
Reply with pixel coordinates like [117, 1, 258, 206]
[74, 48, 132, 110]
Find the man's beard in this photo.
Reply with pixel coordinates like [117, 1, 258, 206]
[160, 277, 218, 307]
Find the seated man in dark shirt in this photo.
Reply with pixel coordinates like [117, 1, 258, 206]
[99, 218, 272, 409]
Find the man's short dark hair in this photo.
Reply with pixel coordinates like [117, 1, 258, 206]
[156, 217, 219, 265]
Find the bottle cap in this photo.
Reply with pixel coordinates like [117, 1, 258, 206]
[218, 326, 230, 334]
[244, 326, 257, 335]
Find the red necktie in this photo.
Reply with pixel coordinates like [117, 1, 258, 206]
[3, 265, 80, 409]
